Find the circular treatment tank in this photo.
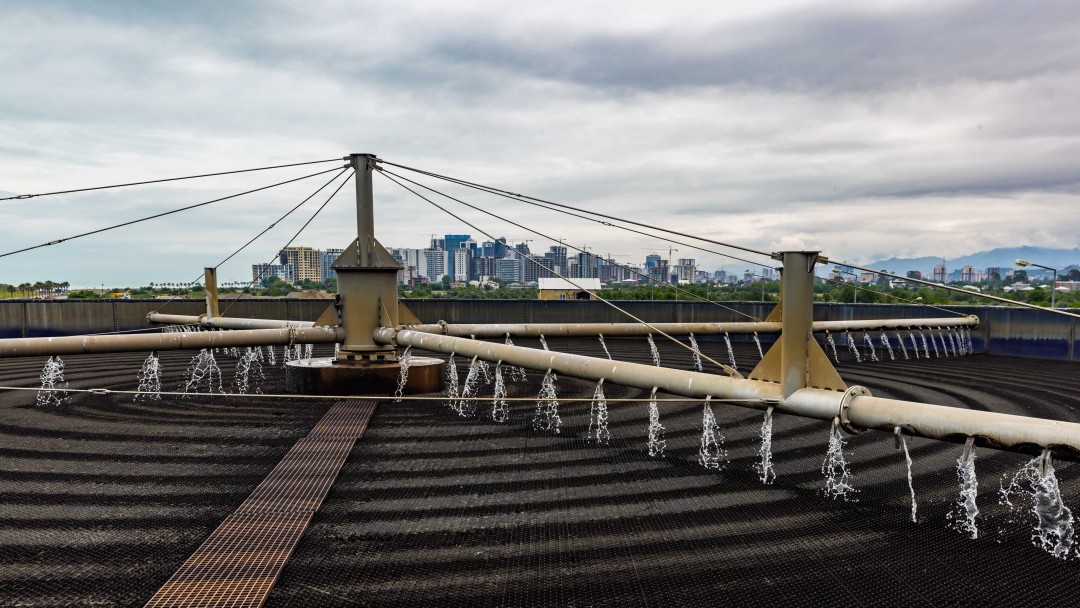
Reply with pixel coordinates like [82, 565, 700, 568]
[0, 338, 1078, 606]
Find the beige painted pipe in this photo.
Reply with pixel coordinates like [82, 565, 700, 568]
[403, 315, 979, 338]
[148, 312, 314, 330]
[375, 328, 1080, 458]
[0, 326, 342, 358]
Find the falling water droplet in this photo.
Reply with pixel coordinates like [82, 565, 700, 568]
[723, 332, 737, 370]
[698, 397, 728, 470]
[646, 334, 661, 367]
[999, 450, 1075, 559]
[948, 438, 979, 539]
[458, 356, 481, 416]
[234, 347, 264, 394]
[647, 389, 666, 458]
[135, 352, 162, 402]
[845, 330, 862, 363]
[533, 370, 561, 433]
[825, 331, 840, 364]
[688, 333, 703, 372]
[597, 334, 612, 359]
[491, 362, 509, 422]
[880, 331, 895, 360]
[897, 430, 917, 523]
[822, 420, 857, 501]
[444, 353, 460, 410]
[863, 332, 879, 362]
[756, 407, 776, 484]
[394, 346, 412, 402]
[588, 380, 610, 443]
[184, 349, 222, 394]
[36, 356, 66, 407]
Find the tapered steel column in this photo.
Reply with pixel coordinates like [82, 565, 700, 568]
[351, 153, 375, 268]
[204, 267, 220, 319]
[779, 251, 818, 399]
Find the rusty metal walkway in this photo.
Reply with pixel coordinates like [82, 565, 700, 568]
[144, 399, 377, 608]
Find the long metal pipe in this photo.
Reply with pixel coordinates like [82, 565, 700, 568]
[403, 315, 979, 338]
[0, 326, 342, 358]
[147, 312, 314, 330]
[375, 328, 1080, 459]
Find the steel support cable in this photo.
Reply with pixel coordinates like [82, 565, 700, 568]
[377, 170, 741, 377]
[0, 157, 343, 202]
[378, 163, 772, 271]
[377, 167, 761, 322]
[378, 159, 775, 260]
[381, 160, 1066, 321]
[0, 166, 343, 260]
[818, 275, 967, 317]
[828, 261, 1080, 320]
[218, 170, 356, 318]
[149, 167, 353, 317]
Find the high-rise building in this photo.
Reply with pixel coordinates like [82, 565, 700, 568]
[321, 248, 344, 282]
[543, 246, 568, 277]
[442, 234, 472, 278]
[423, 248, 449, 283]
[960, 265, 975, 283]
[574, 252, 600, 278]
[452, 248, 472, 282]
[986, 267, 1003, 282]
[674, 258, 697, 283]
[252, 263, 295, 285]
[932, 263, 947, 284]
[279, 246, 322, 282]
[496, 254, 524, 283]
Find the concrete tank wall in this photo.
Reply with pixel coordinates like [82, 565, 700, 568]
[0, 299, 1075, 361]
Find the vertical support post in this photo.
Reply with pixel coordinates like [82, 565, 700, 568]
[779, 251, 818, 399]
[333, 153, 401, 361]
[204, 267, 220, 320]
[350, 154, 375, 268]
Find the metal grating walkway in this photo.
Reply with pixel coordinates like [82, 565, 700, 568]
[144, 399, 377, 608]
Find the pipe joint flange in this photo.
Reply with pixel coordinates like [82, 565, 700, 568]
[837, 385, 871, 435]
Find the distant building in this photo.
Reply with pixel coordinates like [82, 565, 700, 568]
[960, 265, 975, 283]
[279, 246, 322, 282]
[496, 254, 525, 283]
[538, 277, 601, 300]
[932, 263, 947, 283]
[452, 247, 472, 282]
[858, 272, 876, 283]
[252, 263, 295, 285]
[423, 248, 449, 282]
[321, 248, 344, 282]
[906, 270, 923, 280]
[985, 267, 1003, 282]
[674, 258, 697, 284]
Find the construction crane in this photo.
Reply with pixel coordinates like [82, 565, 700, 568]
[642, 247, 679, 262]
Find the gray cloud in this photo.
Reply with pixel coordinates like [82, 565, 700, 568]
[1, 0, 1079, 284]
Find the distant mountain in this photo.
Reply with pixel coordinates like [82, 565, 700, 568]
[859, 246, 1080, 277]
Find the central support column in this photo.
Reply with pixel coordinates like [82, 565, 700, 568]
[286, 153, 444, 395]
[748, 250, 846, 396]
[779, 251, 817, 399]
[335, 153, 399, 360]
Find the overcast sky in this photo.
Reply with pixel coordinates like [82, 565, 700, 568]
[2, 0, 1079, 286]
